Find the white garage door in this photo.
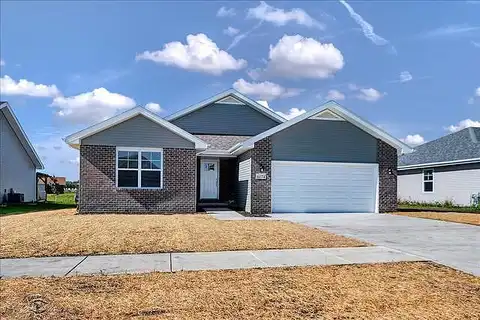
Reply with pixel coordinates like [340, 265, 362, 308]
[272, 161, 378, 213]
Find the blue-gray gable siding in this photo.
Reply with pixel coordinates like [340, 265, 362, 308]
[271, 119, 378, 163]
[82, 115, 195, 149]
[171, 103, 281, 136]
[0, 111, 37, 202]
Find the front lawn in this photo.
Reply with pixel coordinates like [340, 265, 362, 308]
[392, 211, 480, 226]
[0, 209, 367, 258]
[1, 262, 478, 319]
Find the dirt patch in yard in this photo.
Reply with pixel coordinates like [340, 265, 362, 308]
[0, 209, 367, 258]
[391, 211, 480, 226]
[1, 262, 479, 319]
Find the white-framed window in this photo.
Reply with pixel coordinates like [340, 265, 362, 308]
[116, 147, 163, 189]
[423, 169, 434, 193]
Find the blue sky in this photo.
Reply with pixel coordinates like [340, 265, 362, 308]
[1, 1, 479, 180]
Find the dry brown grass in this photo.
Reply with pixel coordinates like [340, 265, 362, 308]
[0, 209, 366, 258]
[392, 211, 480, 226]
[1, 262, 479, 320]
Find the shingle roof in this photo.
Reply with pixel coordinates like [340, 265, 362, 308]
[195, 135, 251, 151]
[399, 127, 480, 166]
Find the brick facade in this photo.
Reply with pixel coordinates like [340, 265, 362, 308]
[250, 137, 272, 215]
[79, 145, 196, 213]
[377, 139, 398, 212]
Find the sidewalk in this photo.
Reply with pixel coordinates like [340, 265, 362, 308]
[0, 246, 425, 279]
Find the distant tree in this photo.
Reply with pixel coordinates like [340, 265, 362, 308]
[66, 181, 78, 189]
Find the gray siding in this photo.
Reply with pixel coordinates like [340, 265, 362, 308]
[171, 103, 280, 135]
[0, 112, 37, 202]
[82, 115, 195, 149]
[272, 119, 378, 163]
[398, 164, 480, 206]
[236, 151, 251, 212]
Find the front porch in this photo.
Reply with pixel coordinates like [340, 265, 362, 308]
[196, 157, 237, 211]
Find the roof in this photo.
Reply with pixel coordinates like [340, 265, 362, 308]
[64, 107, 209, 150]
[195, 135, 251, 151]
[38, 176, 67, 185]
[165, 89, 286, 123]
[0, 102, 44, 169]
[232, 101, 413, 155]
[398, 127, 480, 169]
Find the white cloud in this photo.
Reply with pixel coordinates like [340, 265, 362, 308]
[472, 41, 480, 48]
[68, 157, 80, 165]
[51, 88, 136, 124]
[247, 1, 324, 29]
[348, 83, 359, 91]
[467, 87, 480, 104]
[145, 102, 162, 113]
[227, 20, 263, 50]
[217, 6, 236, 17]
[0, 75, 61, 97]
[400, 134, 425, 146]
[399, 71, 413, 83]
[418, 24, 480, 38]
[223, 26, 240, 36]
[275, 107, 306, 120]
[265, 35, 344, 79]
[339, 0, 395, 52]
[0, 59, 4, 66]
[136, 34, 247, 75]
[255, 98, 306, 120]
[356, 88, 384, 102]
[326, 89, 345, 100]
[447, 119, 480, 133]
[233, 78, 303, 101]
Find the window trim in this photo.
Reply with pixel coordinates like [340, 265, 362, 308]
[422, 168, 434, 193]
[116, 147, 164, 189]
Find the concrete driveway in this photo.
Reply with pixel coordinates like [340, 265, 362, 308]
[270, 213, 480, 276]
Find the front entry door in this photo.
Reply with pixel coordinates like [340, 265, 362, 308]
[200, 159, 219, 199]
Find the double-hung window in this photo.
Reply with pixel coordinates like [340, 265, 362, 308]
[117, 148, 163, 188]
[423, 169, 434, 193]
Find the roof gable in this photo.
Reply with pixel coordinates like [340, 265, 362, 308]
[233, 101, 413, 155]
[399, 127, 480, 168]
[0, 102, 44, 169]
[64, 107, 208, 150]
[165, 89, 286, 123]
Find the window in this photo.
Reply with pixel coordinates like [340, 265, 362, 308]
[423, 169, 434, 192]
[117, 148, 163, 188]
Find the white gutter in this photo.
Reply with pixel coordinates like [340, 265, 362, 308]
[398, 157, 480, 170]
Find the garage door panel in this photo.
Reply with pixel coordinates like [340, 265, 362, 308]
[272, 161, 378, 213]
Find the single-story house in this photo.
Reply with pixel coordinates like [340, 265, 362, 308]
[398, 127, 480, 206]
[0, 101, 44, 203]
[65, 90, 412, 214]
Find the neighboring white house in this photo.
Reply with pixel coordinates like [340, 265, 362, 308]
[0, 102, 44, 202]
[398, 127, 480, 206]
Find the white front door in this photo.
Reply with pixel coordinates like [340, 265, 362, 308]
[200, 159, 219, 199]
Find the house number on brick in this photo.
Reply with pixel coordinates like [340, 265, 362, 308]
[255, 173, 267, 180]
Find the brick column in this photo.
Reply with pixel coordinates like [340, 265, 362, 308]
[377, 139, 397, 212]
[250, 137, 272, 215]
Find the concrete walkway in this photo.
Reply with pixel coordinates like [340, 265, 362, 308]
[206, 209, 269, 220]
[0, 246, 424, 279]
[270, 213, 480, 276]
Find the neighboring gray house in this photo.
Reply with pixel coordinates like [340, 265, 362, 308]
[0, 102, 44, 202]
[65, 90, 412, 214]
[398, 127, 480, 206]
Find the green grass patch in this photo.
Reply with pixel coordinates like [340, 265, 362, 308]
[0, 193, 76, 216]
[398, 200, 480, 213]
